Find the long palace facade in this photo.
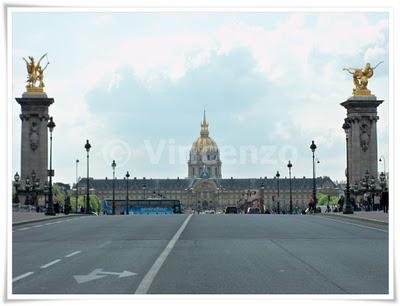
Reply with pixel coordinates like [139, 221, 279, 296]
[77, 113, 338, 212]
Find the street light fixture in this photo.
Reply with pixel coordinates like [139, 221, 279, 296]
[275, 171, 280, 214]
[125, 171, 130, 215]
[84, 139, 91, 214]
[342, 120, 353, 214]
[75, 159, 79, 213]
[287, 161, 293, 214]
[45, 116, 56, 216]
[310, 140, 317, 207]
[112, 160, 116, 215]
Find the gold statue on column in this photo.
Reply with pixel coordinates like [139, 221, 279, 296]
[22, 53, 49, 92]
[343, 61, 383, 96]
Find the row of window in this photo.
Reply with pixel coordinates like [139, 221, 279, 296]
[191, 167, 220, 176]
[191, 154, 218, 161]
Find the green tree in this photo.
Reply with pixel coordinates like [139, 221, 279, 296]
[317, 192, 339, 206]
[70, 194, 102, 214]
[52, 184, 65, 204]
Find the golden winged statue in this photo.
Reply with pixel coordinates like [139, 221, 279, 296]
[343, 61, 383, 96]
[22, 53, 49, 92]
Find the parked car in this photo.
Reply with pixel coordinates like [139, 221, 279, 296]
[247, 207, 261, 214]
[225, 206, 238, 214]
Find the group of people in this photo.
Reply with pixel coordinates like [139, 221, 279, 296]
[335, 189, 389, 213]
[305, 188, 389, 214]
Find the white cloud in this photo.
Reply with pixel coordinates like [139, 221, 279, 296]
[11, 13, 389, 182]
[364, 46, 386, 63]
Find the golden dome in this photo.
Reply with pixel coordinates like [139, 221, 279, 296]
[191, 111, 219, 152]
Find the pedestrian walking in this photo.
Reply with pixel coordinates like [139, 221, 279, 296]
[308, 196, 315, 214]
[381, 189, 389, 213]
[373, 193, 380, 211]
[338, 195, 344, 212]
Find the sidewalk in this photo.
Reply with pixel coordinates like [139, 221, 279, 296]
[12, 211, 85, 226]
[321, 211, 388, 225]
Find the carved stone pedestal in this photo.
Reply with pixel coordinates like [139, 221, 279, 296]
[15, 92, 54, 189]
[341, 95, 383, 185]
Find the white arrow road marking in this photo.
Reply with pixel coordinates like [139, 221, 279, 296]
[74, 269, 137, 284]
[13, 272, 34, 283]
[99, 270, 137, 278]
[74, 269, 107, 284]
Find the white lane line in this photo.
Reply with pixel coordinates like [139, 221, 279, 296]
[65, 251, 81, 258]
[40, 259, 62, 269]
[135, 214, 193, 294]
[317, 216, 388, 233]
[12, 272, 34, 283]
[33, 224, 43, 228]
[17, 227, 30, 231]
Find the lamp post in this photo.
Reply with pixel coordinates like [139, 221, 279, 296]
[45, 117, 56, 215]
[125, 171, 130, 215]
[310, 140, 317, 207]
[275, 171, 280, 214]
[13, 172, 21, 208]
[287, 161, 293, 214]
[379, 172, 386, 190]
[84, 139, 91, 214]
[379, 156, 386, 178]
[142, 184, 147, 199]
[260, 182, 265, 213]
[111, 160, 116, 215]
[75, 159, 79, 213]
[342, 120, 353, 214]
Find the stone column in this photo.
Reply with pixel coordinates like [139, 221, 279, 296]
[341, 96, 383, 186]
[16, 92, 54, 189]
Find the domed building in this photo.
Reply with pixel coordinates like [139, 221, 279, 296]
[188, 111, 222, 179]
[79, 111, 338, 214]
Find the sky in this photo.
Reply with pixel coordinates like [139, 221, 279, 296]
[11, 11, 390, 185]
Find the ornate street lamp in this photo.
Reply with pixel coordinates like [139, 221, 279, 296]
[125, 171, 130, 215]
[275, 171, 280, 214]
[287, 161, 293, 214]
[84, 139, 91, 214]
[111, 160, 116, 215]
[260, 182, 265, 213]
[13, 172, 21, 206]
[379, 156, 386, 178]
[45, 116, 56, 215]
[310, 140, 317, 207]
[342, 120, 353, 214]
[75, 159, 79, 213]
[379, 172, 386, 190]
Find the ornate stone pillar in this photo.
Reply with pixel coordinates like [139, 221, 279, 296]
[341, 96, 383, 185]
[16, 92, 54, 188]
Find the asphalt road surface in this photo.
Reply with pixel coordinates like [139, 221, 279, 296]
[12, 214, 388, 295]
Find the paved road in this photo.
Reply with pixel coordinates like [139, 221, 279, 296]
[12, 214, 388, 295]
